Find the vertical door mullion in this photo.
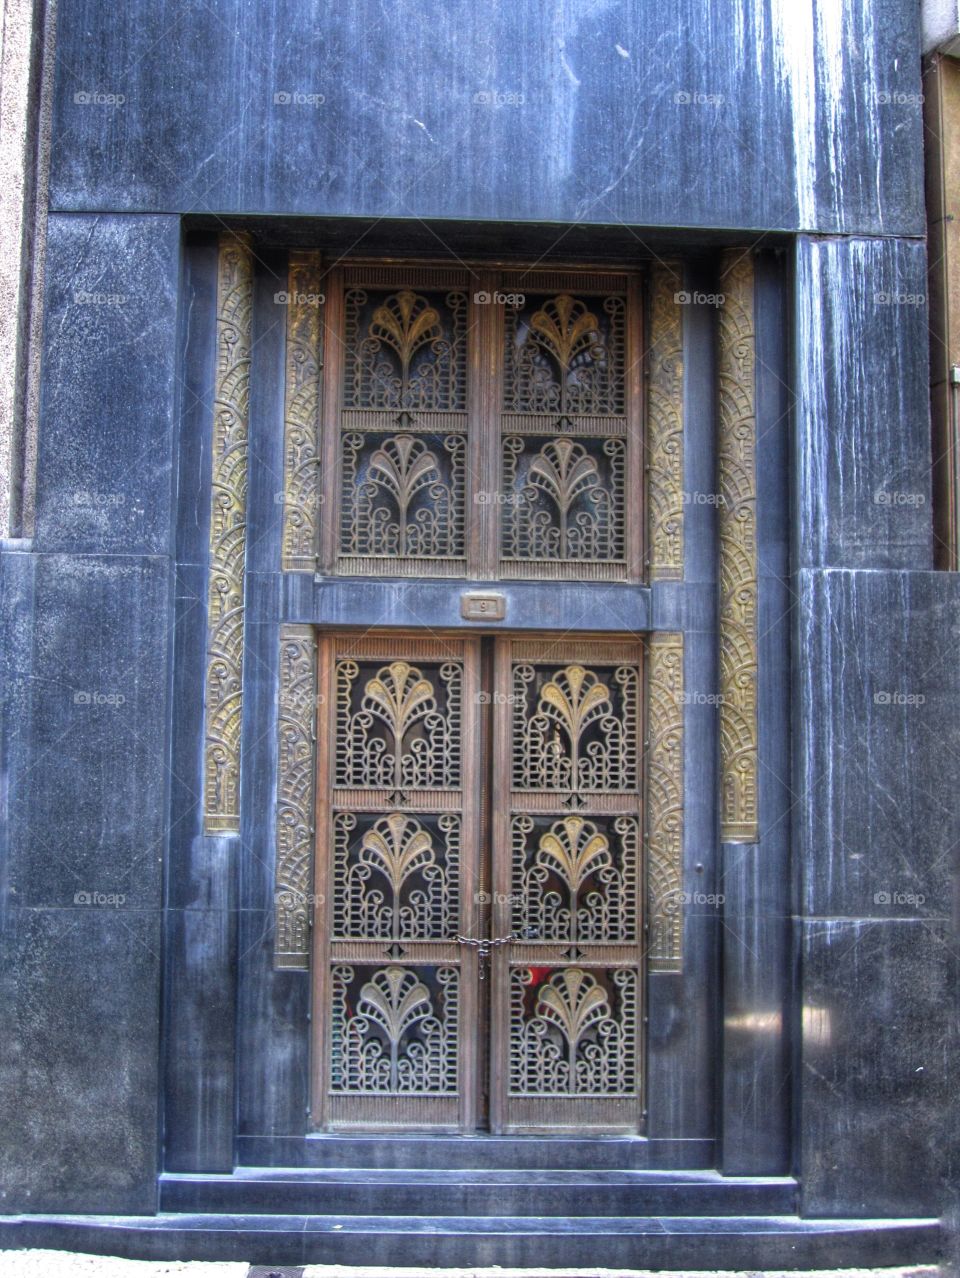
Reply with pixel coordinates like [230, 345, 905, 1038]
[488, 636, 513, 1132]
[459, 637, 483, 1131]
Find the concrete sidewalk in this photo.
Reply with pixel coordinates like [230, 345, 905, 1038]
[0, 1254, 946, 1278]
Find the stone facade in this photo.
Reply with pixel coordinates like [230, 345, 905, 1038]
[0, 0, 957, 1266]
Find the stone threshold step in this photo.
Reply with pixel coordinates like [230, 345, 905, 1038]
[0, 1213, 942, 1270]
[167, 1168, 786, 1184]
[239, 1135, 714, 1171]
[159, 1169, 797, 1217]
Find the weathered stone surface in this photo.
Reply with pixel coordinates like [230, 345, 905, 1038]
[6, 554, 170, 910]
[47, 0, 923, 236]
[794, 238, 933, 571]
[796, 570, 960, 920]
[33, 215, 180, 555]
[798, 917, 958, 1218]
[0, 907, 162, 1213]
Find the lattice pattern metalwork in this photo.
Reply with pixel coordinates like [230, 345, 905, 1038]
[509, 814, 638, 944]
[500, 289, 631, 578]
[509, 966, 638, 1096]
[330, 964, 459, 1094]
[333, 811, 460, 942]
[503, 293, 625, 417]
[337, 284, 468, 574]
[511, 661, 639, 796]
[339, 430, 465, 560]
[203, 233, 253, 834]
[493, 639, 644, 1129]
[315, 635, 477, 1131]
[334, 658, 462, 794]
[718, 253, 759, 842]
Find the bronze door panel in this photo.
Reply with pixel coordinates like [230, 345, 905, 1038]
[312, 632, 645, 1134]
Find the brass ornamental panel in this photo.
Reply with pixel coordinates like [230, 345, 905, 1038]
[203, 232, 253, 834]
[717, 252, 759, 842]
[312, 633, 482, 1131]
[316, 265, 645, 581]
[490, 637, 645, 1133]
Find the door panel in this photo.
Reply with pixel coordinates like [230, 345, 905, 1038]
[490, 638, 645, 1133]
[312, 633, 482, 1131]
[313, 632, 645, 1134]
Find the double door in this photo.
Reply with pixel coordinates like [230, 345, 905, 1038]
[311, 631, 645, 1133]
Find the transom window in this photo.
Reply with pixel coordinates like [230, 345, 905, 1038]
[318, 265, 644, 581]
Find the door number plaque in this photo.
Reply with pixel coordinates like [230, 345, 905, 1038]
[460, 591, 506, 621]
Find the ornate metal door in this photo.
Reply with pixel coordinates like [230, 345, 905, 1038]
[312, 632, 483, 1131]
[490, 637, 644, 1133]
[312, 631, 645, 1134]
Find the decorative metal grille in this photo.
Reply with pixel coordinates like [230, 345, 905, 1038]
[333, 811, 460, 942]
[330, 963, 459, 1095]
[314, 635, 479, 1131]
[509, 966, 638, 1096]
[317, 265, 642, 579]
[509, 814, 638, 944]
[499, 288, 632, 579]
[511, 661, 639, 796]
[336, 284, 469, 575]
[491, 639, 644, 1131]
[334, 657, 462, 795]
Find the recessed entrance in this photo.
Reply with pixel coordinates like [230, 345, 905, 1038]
[311, 631, 646, 1134]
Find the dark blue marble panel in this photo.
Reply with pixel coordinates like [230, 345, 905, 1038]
[46, 0, 923, 236]
[796, 570, 960, 920]
[794, 238, 933, 571]
[33, 215, 181, 555]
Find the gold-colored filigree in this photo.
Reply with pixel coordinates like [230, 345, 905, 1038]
[365, 661, 436, 749]
[539, 816, 611, 891]
[274, 625, 317, 968]
[647, 263, 684, 580]
[529, 295, 604, 373]
[335, 657, 462, 792]
[333, 811, 460, 942]
[510, 966, 637, 1096]
[510, 813, 639, 945]
[331, 963, 459, 1094]
[513, 662, 638, 795]
[718, 252, 758, 842]
[282, 252, 323, 571]
[369, 290, 443, 378]
[501, 434, 624, 565]
[204, 233, 253, 833]
[338, 282, 467, 574]
[647, 633, 684, 970]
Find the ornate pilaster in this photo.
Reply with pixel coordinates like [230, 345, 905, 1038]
[717, 251, 758, 842]
[647, 632, 684, 971]
[647, 263, 684, 580]
[274, 625, 319, 968]
[203, 232, 253, 834]
[282, 252, 324, 570]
